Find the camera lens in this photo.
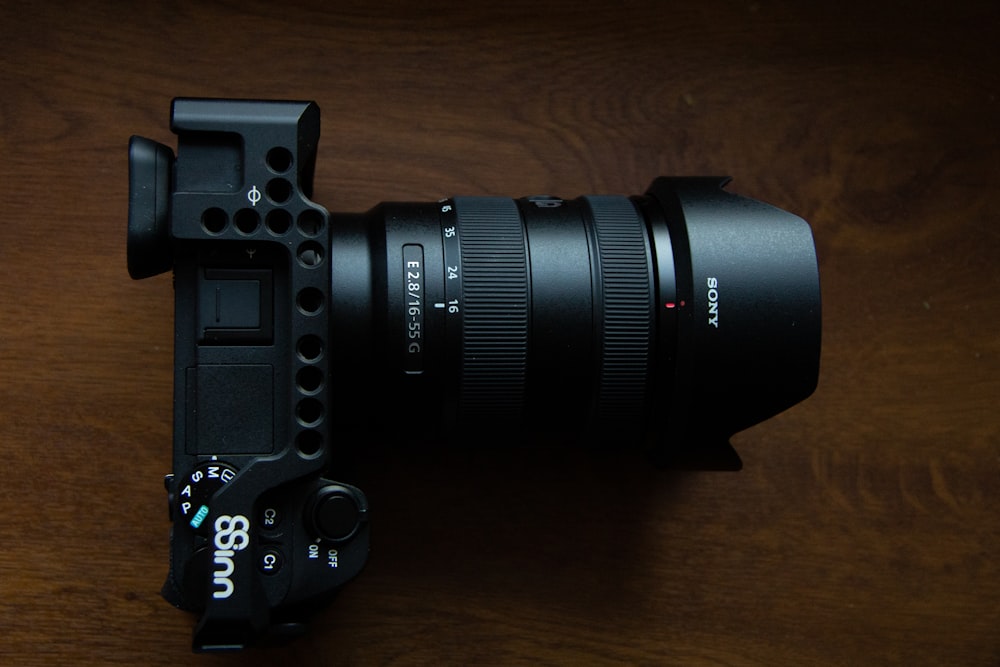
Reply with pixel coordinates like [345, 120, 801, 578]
[329, 178, 820, 467]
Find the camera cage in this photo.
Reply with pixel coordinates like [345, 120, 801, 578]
[129, 98, 820, 651]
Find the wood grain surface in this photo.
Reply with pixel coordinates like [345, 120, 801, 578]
[1, 1, 998, 665]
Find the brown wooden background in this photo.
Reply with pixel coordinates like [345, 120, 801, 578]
[1, 1, 998, 665]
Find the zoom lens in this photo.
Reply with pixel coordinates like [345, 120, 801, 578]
[329, 178, 820, 468]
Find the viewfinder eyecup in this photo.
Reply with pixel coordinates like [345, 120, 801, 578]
[128, 136, 174, 279]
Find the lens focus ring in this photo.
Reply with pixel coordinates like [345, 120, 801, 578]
[585, 196, 654, 424]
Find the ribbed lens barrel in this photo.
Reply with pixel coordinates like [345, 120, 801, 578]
[451, 197, 530, 421]
[450, 196, 657, 435]
[328, 179, 820, 467]
[582, 196, 654, 424]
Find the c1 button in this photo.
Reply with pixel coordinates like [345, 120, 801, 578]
[259, 548, 284, 575]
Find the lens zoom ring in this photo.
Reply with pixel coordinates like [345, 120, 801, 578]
[453, 197, 529, 419]
[585, 196, 653, 422]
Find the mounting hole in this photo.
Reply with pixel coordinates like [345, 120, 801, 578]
[296, 287, 324, 315]
[297, 335, 324, 362]
[297, 241, 324, 268]
[234, 208, 260, 235]
[296, 429, 323, 456]
[296, 366, 324, 394]
[266, 178, 293, 204]
[266, 147, 293, 173]
[296, 398, 324, 427]
[266, 209, 292, 235]
[298, 209, 324, 237]
[202, 208, 228, 234]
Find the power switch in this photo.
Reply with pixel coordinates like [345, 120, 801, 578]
[306, 485, 367, 543]
[199, 268, 273, 344]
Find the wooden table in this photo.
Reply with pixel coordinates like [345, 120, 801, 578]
[2, 2, 997, 664]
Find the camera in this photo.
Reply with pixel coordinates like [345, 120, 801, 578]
[128, 98, 820, 650]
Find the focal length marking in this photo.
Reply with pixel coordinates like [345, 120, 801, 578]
[440, 203, 462, 317]
[439, 201, 463, 426]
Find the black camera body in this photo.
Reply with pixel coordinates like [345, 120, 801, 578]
[130, 101, 369, 650]
[129, 99, 820, 651]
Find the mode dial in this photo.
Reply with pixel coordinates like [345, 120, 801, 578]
[175, 462, 237, 531]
